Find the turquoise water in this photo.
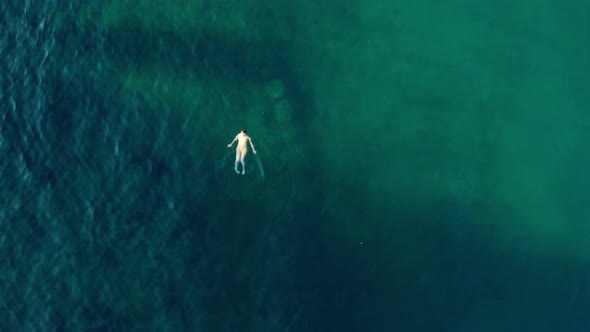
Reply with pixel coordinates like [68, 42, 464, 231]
[1, 1, 589, 331]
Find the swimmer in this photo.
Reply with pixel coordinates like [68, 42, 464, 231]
[227, 129, 256, 175]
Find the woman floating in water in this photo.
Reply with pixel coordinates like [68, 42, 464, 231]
[227, 129, 256, 175]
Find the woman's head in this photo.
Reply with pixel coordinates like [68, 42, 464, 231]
[241, 129, 247, 134]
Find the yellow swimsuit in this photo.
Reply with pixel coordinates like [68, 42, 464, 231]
[237, 134, 248, 153]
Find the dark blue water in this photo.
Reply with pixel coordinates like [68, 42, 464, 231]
[2, 1, 590, 331]
[0, 2, 319, 330]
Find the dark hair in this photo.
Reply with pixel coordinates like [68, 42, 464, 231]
[241, 129, 247, 133]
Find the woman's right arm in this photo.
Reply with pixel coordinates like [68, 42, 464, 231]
[227, 135, 237, 147]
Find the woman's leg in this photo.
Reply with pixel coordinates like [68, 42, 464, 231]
[240, 149, 248, 174]
[235, 149, 242, 173]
